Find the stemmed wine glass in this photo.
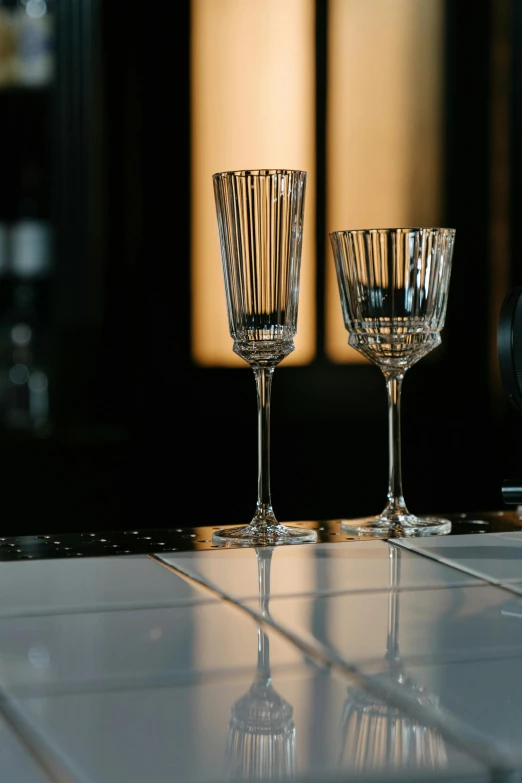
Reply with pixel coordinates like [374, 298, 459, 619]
[212, 169, 317, 547]
[329, 227, 456, 537]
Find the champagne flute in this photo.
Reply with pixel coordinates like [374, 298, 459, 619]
[212, 169, 317, 547]
[329, 227, 456, 537]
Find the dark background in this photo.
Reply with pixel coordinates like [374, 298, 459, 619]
[0, 0, 520, 536]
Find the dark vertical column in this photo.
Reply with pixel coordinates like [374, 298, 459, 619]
[443, 0, 491, 362]
[45, 0, 146, 529]
[501, 0, 522, 488]
[511, 2, 522, 287]
[137, 1, 193, 519]
[439, 0, 500, 509]
[99, 1, 145, 437]
[488, 0, 512, 408]
[52, 0, 146, 439]
[51, 0, 106, 432]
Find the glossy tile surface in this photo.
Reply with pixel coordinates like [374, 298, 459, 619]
[0, 599, 306, 694]
[3, 530, 522, 782]
[157, 541, 483, 601]
[243, 583, 522, 667]
[393, 531, 522, 584]
[0, 555, 216, 616]
[7, 664, 489, 783]
[0, 712, 52, 781]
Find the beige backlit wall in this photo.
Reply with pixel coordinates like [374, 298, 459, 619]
[326, 0, 444, 363]
[191, 0, 316, 367]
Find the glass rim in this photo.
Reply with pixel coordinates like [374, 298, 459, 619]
[329, 226, 456, 236]
[212, 168, 307, 179]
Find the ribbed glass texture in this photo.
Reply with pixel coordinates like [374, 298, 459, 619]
[339, 678, 447, 774]
[225, 679, 296, 781]
[328, 227, 456, 537]
[213, 169, 306, 365]
[211, 169, 315, 546]
[329, 228, 455, 372]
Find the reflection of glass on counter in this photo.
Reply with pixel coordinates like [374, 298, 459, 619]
[338, 669, 447, 774]
[225, 548, 296, 781]
[337, 546, 448, 775]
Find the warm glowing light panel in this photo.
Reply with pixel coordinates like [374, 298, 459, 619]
[191, 0, 444, 366]
[191, 0, 316, 367]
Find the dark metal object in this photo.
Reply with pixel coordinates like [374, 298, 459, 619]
[498, 287, 522, 504]
[0, 512, 519, 562]
[502, 480, 522, 506]
[498, 286, 522, 413]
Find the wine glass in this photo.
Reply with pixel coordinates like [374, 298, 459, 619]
[212, 169, 317, 547]
[329, 227, 456, 537]
[224, 548, 297, 780]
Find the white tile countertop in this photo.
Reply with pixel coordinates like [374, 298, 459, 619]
[2, 520, 522, 782]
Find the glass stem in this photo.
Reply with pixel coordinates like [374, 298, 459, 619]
[384, 373, 408, 515]
[252, 366, 277, 527]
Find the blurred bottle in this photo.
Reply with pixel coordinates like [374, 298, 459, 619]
[0, 0, 54, 433]
[0, 222, 9, 275]
[13, 0, 53, 87]
[10, 216, 51, 278]
[0, 200, 52, 433]
[0, 2, 16, 86]
[0, 280, 51, 433]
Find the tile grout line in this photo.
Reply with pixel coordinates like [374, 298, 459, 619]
[6, 643, 522, 704]
[390, 540, 522, 594]
[147, 554, 522, 666]
[146, 550, 490, 596]
[0, 556, 505, 622]
[3, 660, 307, 701]
[0, 595, 219, 620]
[148, 554, 521, 775]
[0, 685, 94, 783]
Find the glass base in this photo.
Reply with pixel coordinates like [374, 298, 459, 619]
[340, 514, 451, 539]
[212, 523, 317, 548]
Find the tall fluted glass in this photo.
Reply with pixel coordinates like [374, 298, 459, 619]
[329, 227, 456, 537]
[212, 169, 317, 547]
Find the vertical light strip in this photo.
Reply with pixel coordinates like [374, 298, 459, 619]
[325, 0, 444, 363]
[191, 0, 316, 367]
